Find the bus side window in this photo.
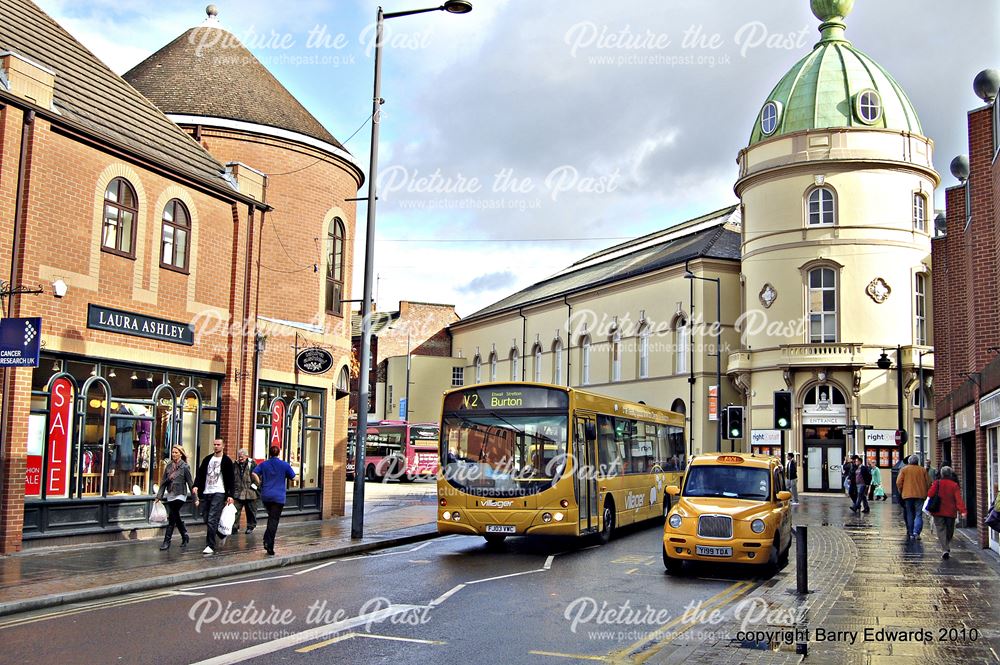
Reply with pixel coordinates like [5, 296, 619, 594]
[597, 415, 619, 476]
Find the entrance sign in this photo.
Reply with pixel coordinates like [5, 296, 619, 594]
[295, 347, 334, 374]
[46, 376, 73, 497]
[0, 317, 41, 367]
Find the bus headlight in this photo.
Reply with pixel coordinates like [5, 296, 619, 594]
[560, 499, 569, 508]
[442, 511, 451, 521]
[668, 514, 682, 529]
[554, 512, 565, 522]
[452, 512, 461, 521]
[751, 519, 766, 534]
[542, 512, 552, 523]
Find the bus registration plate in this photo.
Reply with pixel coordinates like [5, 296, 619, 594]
[696, 545, 732, 557]
[486, 525, 516, 534]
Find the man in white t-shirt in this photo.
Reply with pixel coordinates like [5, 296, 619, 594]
[192, 439, 235, 555]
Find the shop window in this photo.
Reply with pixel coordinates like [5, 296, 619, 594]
[255, 384, 323, 488]
[161, 198, 191, 271]
[102, 177, 138, 258]
[807, 186, 835, 226]
[326, 218, 345, 316]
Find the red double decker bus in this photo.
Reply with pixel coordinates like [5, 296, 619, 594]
[361, 421, 440, 482]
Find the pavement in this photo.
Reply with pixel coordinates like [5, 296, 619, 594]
[2, 486, 999, 664]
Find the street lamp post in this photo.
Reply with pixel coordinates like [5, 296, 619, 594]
[353, 1, 473, 540]
[876, 345, 906, 450]
[684, 262, 722, 453]
[918, 349, 933, 464]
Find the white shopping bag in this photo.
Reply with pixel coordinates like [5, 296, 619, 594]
[218, 503, 237, 536]
[150, 501, 168, 525]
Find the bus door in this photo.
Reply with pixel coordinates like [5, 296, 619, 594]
[574, 415, 599, 534]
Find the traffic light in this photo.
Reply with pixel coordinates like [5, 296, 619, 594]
[727, 405, 744, 439]
[719, 406, 729, 441]
[774, 391, 792, 430]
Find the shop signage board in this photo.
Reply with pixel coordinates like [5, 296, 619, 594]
[0, 317, 41, 367]
[863, 429, 900, 446]
[87, 304, 194, 345]
[270, 399, 286, 452]
[708, 385, 718, 421]
[46, 376, 73, 497]
[295, 347, 334, 374]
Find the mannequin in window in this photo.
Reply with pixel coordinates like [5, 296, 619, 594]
[135, 405, 152, 471]
[114, 404, 135, 492]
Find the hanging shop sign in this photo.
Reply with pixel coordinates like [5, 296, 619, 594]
[0, 317, 41, 367]
[295, 347, 334, 375]
[46, 376, 73, 497]
[270, 399, 286, 452]
[87, 304, 194, 346]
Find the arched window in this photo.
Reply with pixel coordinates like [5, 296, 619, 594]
[912, 193, 927, 232]
[580, 336, 591, 386]
[326, 219, 345, 315]
[552, 339, 564, 385]
[533, 344, 542, 382]
[611, 330, 622, 382]
[675, 317, 689, 374]
[915, 273, 927, 345]
[336, 366, 350, 393]
[102, 177, 137, 257]
[638, 325, 651, 379]
[808, 267, 837, 343]
[474, 355, 482, 384]
[160, 199, 190, 271]
[807, 187, 835, 226]
[510, 348, 520, 381]
[489, 352, 497, 382]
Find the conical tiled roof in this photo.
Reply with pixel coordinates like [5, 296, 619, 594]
[125, 20, 344, 151]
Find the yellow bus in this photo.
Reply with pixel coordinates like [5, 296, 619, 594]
[437, 382, 686, 545]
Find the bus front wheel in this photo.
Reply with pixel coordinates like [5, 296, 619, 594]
[598, 499, 615, 544]
[365, 465, 377, 482]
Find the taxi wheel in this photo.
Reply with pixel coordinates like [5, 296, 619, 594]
[765, 535, 781, 575]
[778, 533, 790, 565]
[484, 534, 507, 547]
[598, 499, 615, 544]
[663, 544, 683, 575]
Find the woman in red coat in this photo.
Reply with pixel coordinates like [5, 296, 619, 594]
[928, 466, 968, 559]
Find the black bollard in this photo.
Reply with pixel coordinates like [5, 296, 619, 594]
[796, 525, 808, 594]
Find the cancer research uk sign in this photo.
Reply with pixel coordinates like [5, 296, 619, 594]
[87, 304, 194, 345]
[0, 317, 41, 367]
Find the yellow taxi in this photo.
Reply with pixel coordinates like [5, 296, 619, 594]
[662, 453, 792, 574]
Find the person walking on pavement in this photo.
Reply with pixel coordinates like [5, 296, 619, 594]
[192, 439, 235, 556]
[253, 445, 296, 556]
[233, 448, 259, 534]
[925, 460, 939, 482]
[927, 466, 967, 559]
[896, 454, 931, 540]
[154, 445, 193, 550]
[785, 452, 799, 504]
[869, 458, 887, 501]
[849, 454, 871, 513]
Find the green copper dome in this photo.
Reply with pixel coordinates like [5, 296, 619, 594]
[748, 0, 922, 145]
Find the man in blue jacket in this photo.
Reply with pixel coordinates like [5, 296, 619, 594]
[253, 445, 296, 555]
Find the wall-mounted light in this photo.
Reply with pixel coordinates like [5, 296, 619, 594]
[108, 369, 116, 378]
[130, 371, 138, 380]
[52, 279, 68, 298]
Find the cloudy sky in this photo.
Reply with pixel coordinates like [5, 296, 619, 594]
[35, 0, 999, 317]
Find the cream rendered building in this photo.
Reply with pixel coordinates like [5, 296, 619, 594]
[450, 207, 744, 459]
[730, 0, 938, 491]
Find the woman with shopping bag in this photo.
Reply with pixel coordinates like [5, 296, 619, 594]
[154, 446, 194, 550]
[926, 466, 967, 559]
[869, 459, 887, 501]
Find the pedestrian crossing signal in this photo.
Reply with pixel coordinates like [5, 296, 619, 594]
[774, 391, 792, 430]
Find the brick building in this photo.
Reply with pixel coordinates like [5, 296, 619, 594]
[0, 3, 360, 551]
[932, 69, 1000, 553]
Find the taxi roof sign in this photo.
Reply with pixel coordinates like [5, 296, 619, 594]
[717, 455, 744, 463]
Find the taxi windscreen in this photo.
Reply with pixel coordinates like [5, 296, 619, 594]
[682, 465, 770, 500]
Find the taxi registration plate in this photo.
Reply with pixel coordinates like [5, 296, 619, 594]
[485, 525, 516, 534]
[696, 545, 733, 557]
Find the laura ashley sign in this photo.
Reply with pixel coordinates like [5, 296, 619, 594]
[87, 304, 194, 346]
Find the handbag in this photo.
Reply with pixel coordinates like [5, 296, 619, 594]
[149, 501, 168, 525]
[217, 503, 237, 536]
[986, 508, 1000, 533]
[924, 481, 942, 514]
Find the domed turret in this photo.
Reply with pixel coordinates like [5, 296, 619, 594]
[748, 0, 921, 145]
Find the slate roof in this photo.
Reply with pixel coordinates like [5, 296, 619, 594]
[351, 311, 400, 339]
[460, 206, 741, 323]
[125, 23, 344, 151]
[0, 0, 235, 194]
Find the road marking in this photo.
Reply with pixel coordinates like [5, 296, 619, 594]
[188, 604, 425, 665]
[625, 568, 639, 575]
[544, 555, 555, 570]
[180, 574, 293, 591]
[0, 590, 177, 629]
[293, 541, 436, 575]
[529, 650, 609, 662]
[296, 631, 446, 652]
[430, 584, 466, 606]
[466, 569, 545, 584]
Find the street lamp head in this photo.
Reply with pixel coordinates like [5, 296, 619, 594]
[876, 350, 892, 370]
[683, 271, 695, 280]
[442, 0, 473, 13]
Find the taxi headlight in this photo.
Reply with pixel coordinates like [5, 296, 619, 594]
[668, 514, 682, 529]
[751, 519, 766, 534]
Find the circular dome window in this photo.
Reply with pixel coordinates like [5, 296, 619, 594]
[854, 89, 882, 125]
[760, 101, 781, 135]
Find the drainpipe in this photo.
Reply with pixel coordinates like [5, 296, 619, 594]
[563, 296, 572, 384]
[519, 308, 527, 381]
[687, 265, 695, 460]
